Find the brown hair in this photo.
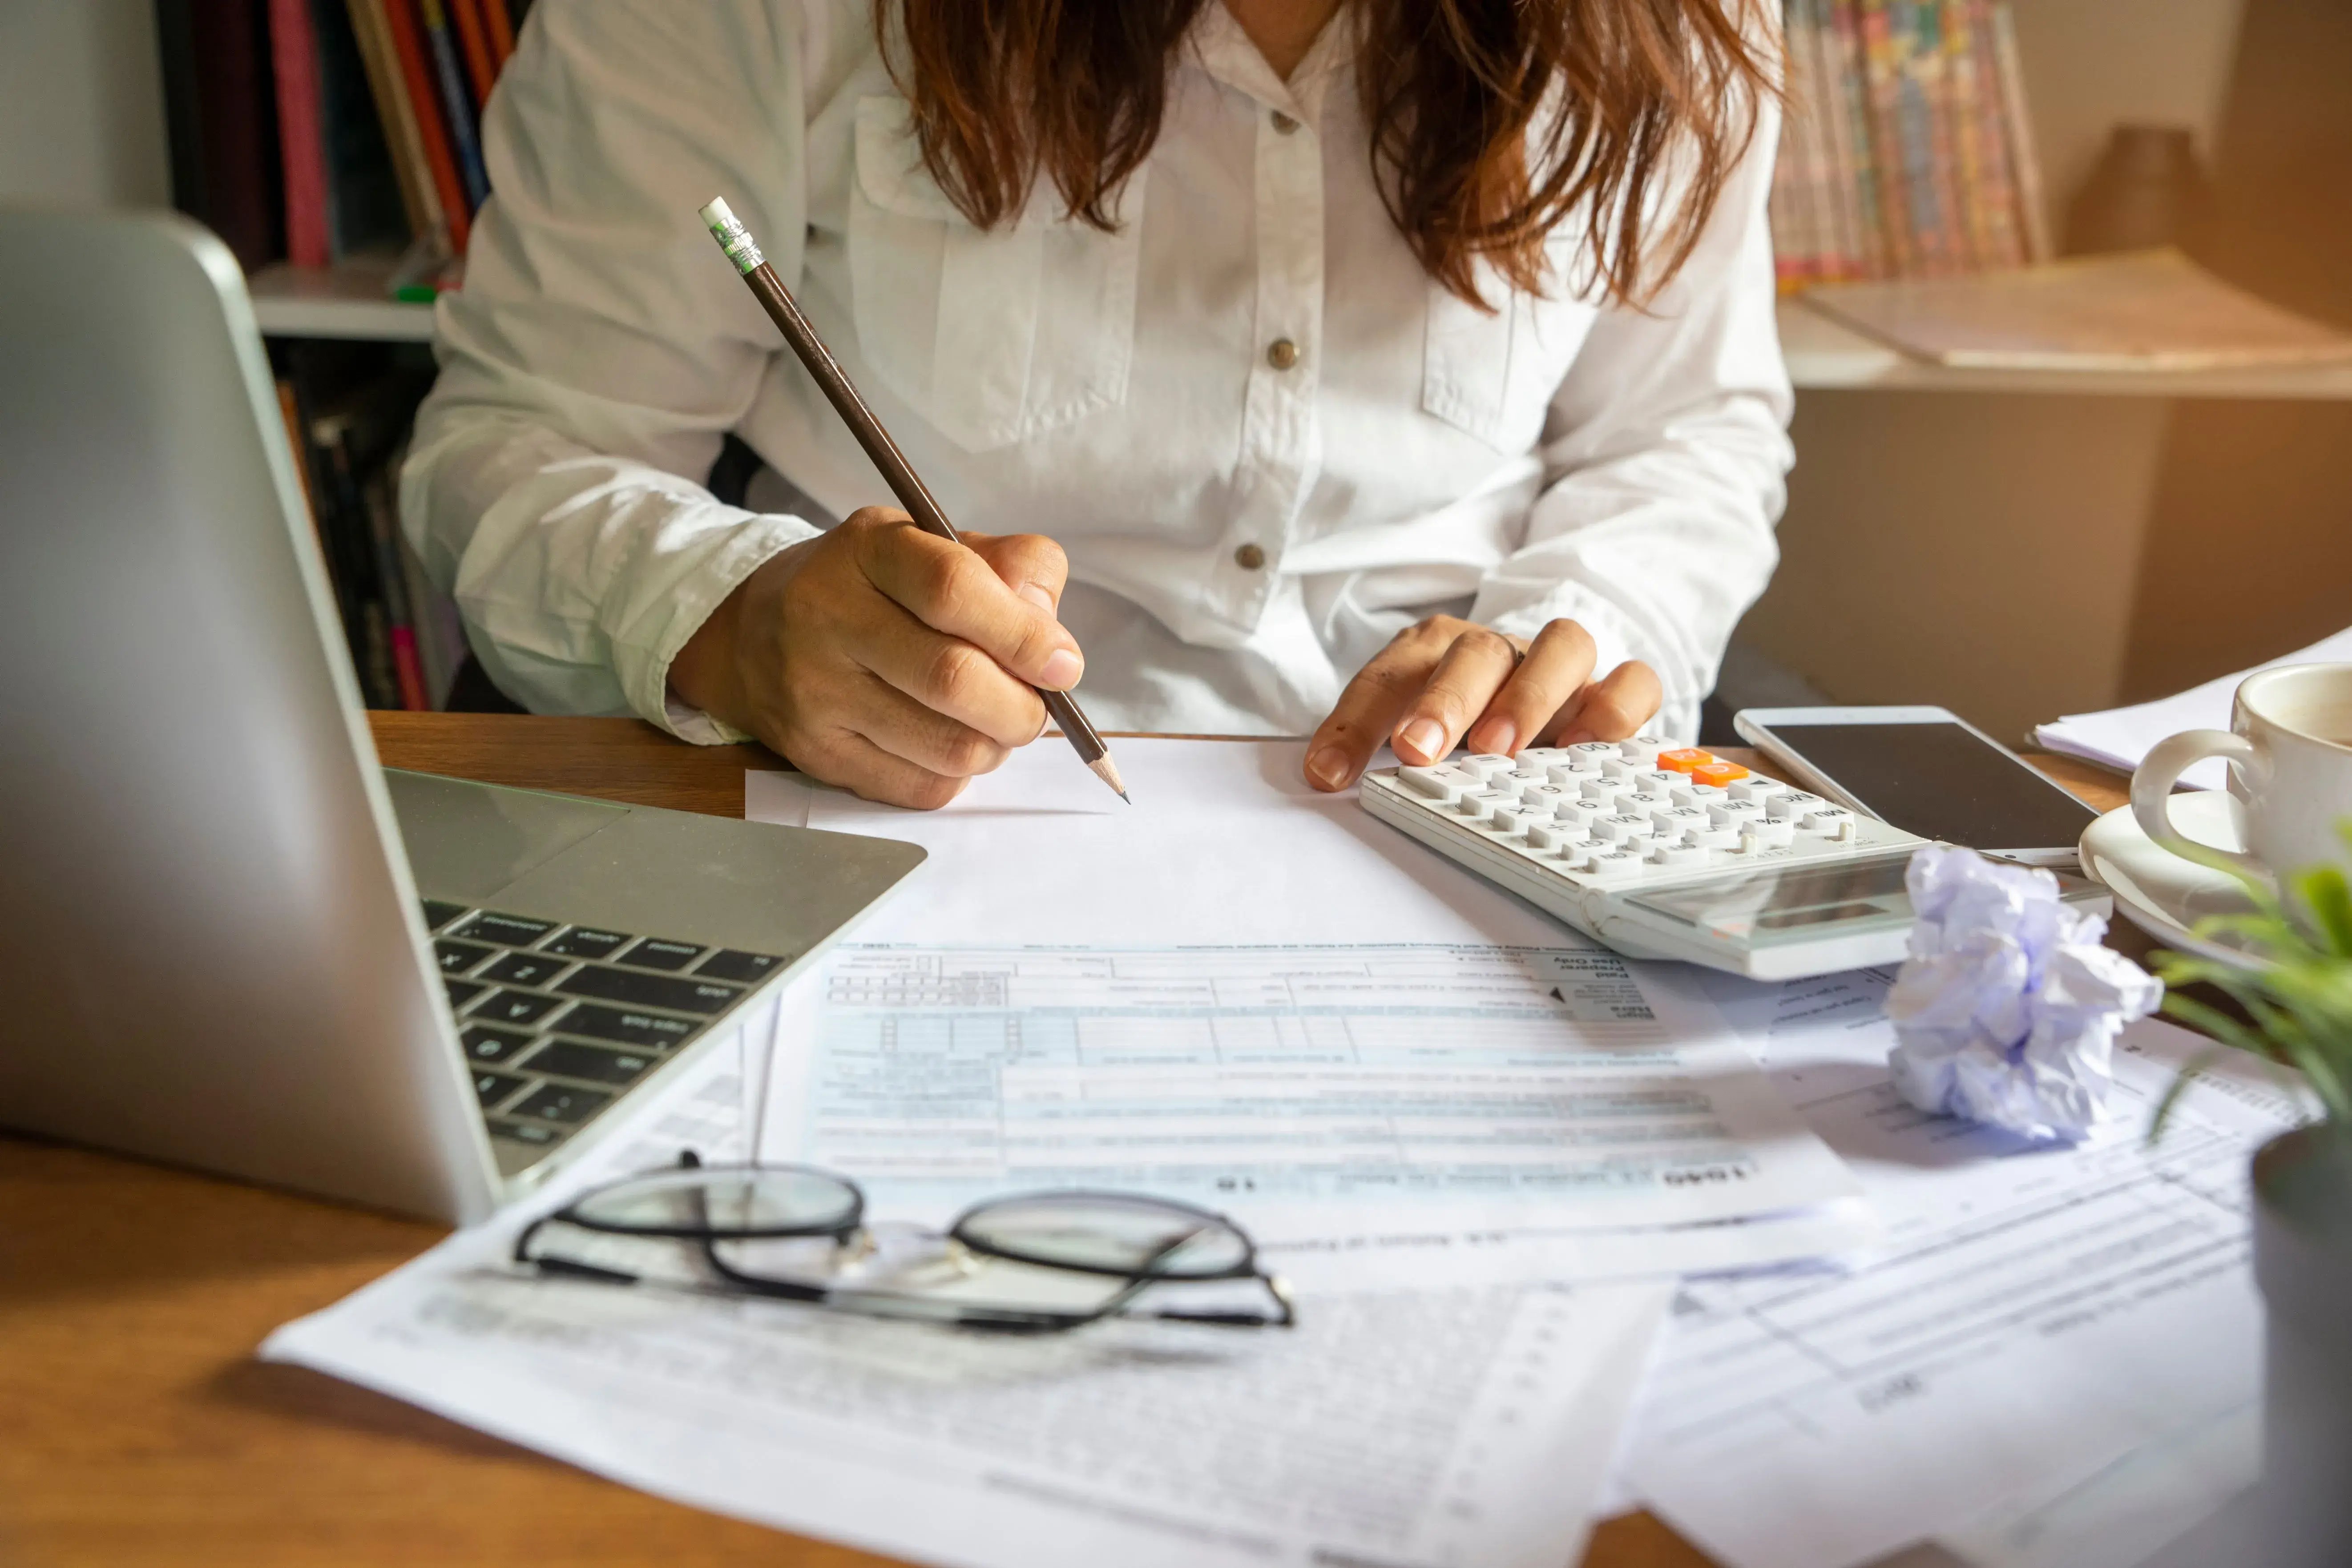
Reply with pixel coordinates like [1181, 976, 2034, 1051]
[884, 0, 1775, 309]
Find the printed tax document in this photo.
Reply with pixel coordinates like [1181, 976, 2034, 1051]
[1614, 967, 2305, 1568]
[775, 943, 1863, 1266]
[749, 742, 1871, 1285]
[266, 1043, 1671, 1568]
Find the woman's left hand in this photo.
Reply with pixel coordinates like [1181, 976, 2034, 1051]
[1302, 616, 1662, 792]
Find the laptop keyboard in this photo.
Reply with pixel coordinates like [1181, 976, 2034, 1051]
[419, 899, 784, 1158]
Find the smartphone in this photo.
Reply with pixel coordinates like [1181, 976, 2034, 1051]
[1732, 705, 2096, 867]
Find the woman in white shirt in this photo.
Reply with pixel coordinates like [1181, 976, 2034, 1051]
[403, 0, 1791, 807]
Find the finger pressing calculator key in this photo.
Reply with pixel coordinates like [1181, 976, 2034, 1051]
[1354, 742, 1979, 979]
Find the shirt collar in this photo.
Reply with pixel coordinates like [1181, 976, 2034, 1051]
[1184, 3, 1356, 128]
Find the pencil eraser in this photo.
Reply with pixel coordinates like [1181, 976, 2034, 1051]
[698, 198, 736, 229]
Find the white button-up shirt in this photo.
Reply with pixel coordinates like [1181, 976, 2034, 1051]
[403, 0, 1793, 744]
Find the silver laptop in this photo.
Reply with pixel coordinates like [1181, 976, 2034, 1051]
[0, 208, 922, 1225]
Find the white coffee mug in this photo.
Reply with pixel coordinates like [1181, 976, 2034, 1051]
[2131, 662, 2352, 885]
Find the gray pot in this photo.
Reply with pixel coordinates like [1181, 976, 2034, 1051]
[2147, 1124, 2352, 1566]
[2247, 1124, 2352, 1562]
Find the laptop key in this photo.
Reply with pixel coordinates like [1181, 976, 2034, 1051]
[615, 938, 704, 972]
[490, 1119, 561, 1148]
[475, 989, 566, 1027]
[460, 1024, 534, 1064]
[544, 926, 632, 960]
[525, 1040, 658, 1086]
[435, 939, 496, 975]
[508, 1083, 613, 1126]
[421, 899, 469, 931]
[481, 951, 571, 988]
[472, 1069, 530, 1109]
[555, 964, 739, 1016]
[453, 911, 559, 947]
[695, 949, 785, 984]
[444, 978, 488, 1009]
[561, 1004, 699, 1051]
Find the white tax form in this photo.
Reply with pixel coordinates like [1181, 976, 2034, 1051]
[783, 941, 1860, 1238]
[266, 1044, 1671, 1568]
[748, 741, 1873, 1286]
[1618, 967, 2306, 1568]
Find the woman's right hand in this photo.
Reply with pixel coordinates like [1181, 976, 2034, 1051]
[668, 506, 1085, 808]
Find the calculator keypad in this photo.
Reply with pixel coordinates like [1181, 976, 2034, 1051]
[1370, 742, 1893, 890]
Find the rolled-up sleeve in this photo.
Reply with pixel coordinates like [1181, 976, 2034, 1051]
[400, 0, 819, 740]
[1473, 93, 1795, 744]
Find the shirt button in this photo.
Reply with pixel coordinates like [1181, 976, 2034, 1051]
[1271, 110, 1300, 135]
[1266, 338, 1300, 371]
[1234, 543, 1267, 571]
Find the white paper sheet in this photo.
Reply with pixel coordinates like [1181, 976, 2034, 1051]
[2033, 624, 2352, 789]
[1618, 967, 2307, 1568]
[761, 738, 1584, 948]
[264, 1044, 1673, 1568]
[746, 742, 1873, 1286]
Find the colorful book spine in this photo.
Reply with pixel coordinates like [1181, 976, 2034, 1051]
[1967, 0, 2025, 267]
[343, 0, 446, 249]
[1768, 5, 1815, 288]
[448, 0, 499, 108]
[381, 0, 470, 250]
[268, 0, 334, 267]
[480, 0, 516, 64]
[1803, 0, 1866, 280]
[418, 0, 491, 211]
[1915, 0, 1969, 274]
[1989, 0, 2053, 261]
[1829, 0, 1888, 277]
[1857, 0, 1916, 276]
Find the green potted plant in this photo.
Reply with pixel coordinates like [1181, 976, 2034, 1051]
[2150, 824, 2352, 1566]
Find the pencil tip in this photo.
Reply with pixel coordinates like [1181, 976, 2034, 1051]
[1119, 791, 1132, 805]
[1086, 754, 1129, 801]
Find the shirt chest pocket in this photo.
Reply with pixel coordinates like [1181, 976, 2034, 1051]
[1420, 265, 1598, 453]
[847, 96, 1146, 454]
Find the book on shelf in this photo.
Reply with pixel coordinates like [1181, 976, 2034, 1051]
[154, 0, 539, 297]
[1771, 0, 2051, 291]
[273, 349, 456, 710]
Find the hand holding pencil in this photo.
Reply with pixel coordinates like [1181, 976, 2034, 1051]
[670, 199, 1126, 807]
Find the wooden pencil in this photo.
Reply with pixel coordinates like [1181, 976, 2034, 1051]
[697, 198, 1129, 803]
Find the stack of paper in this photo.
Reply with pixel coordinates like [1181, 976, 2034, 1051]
[2033, 625, 2352, 790]
[262, 739, 2309, 1568]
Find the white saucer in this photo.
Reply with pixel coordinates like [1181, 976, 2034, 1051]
[2079, 790, 2269, 970]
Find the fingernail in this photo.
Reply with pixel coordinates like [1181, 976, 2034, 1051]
[1017, 583, 1056, 613]
[1307, 746, 1351, 790]
[1480, 721, 1517, 757]
[1039, 648, 1082, 689]
[1400, 719, 1445, 762]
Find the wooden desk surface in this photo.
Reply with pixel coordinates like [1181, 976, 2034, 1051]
[0, 714, 2131, 1568]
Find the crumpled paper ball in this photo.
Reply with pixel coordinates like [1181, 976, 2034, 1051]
[1886, 844, 2162, 1140]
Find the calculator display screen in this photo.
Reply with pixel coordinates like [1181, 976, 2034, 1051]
[1763, 722, 2095, 851]
[1628, 854, 1920, 945]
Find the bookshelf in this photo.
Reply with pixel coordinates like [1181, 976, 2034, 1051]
[246, 268, 2352, 401]
[250, 258, 435, 342]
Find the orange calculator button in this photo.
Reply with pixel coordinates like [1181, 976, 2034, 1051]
[1690, 759, 1751, 788]
[1657, 748, 1714, 774]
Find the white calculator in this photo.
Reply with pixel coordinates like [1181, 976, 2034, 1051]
[1360, 739, 2108, 979]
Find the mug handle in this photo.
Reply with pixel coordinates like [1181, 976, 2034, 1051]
[2130, 729, 2271, 878]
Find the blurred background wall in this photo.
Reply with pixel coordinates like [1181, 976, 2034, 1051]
[0, 0, 170, 208]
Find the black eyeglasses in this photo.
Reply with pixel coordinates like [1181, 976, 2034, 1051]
[514, 1152, 1296, 1334]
